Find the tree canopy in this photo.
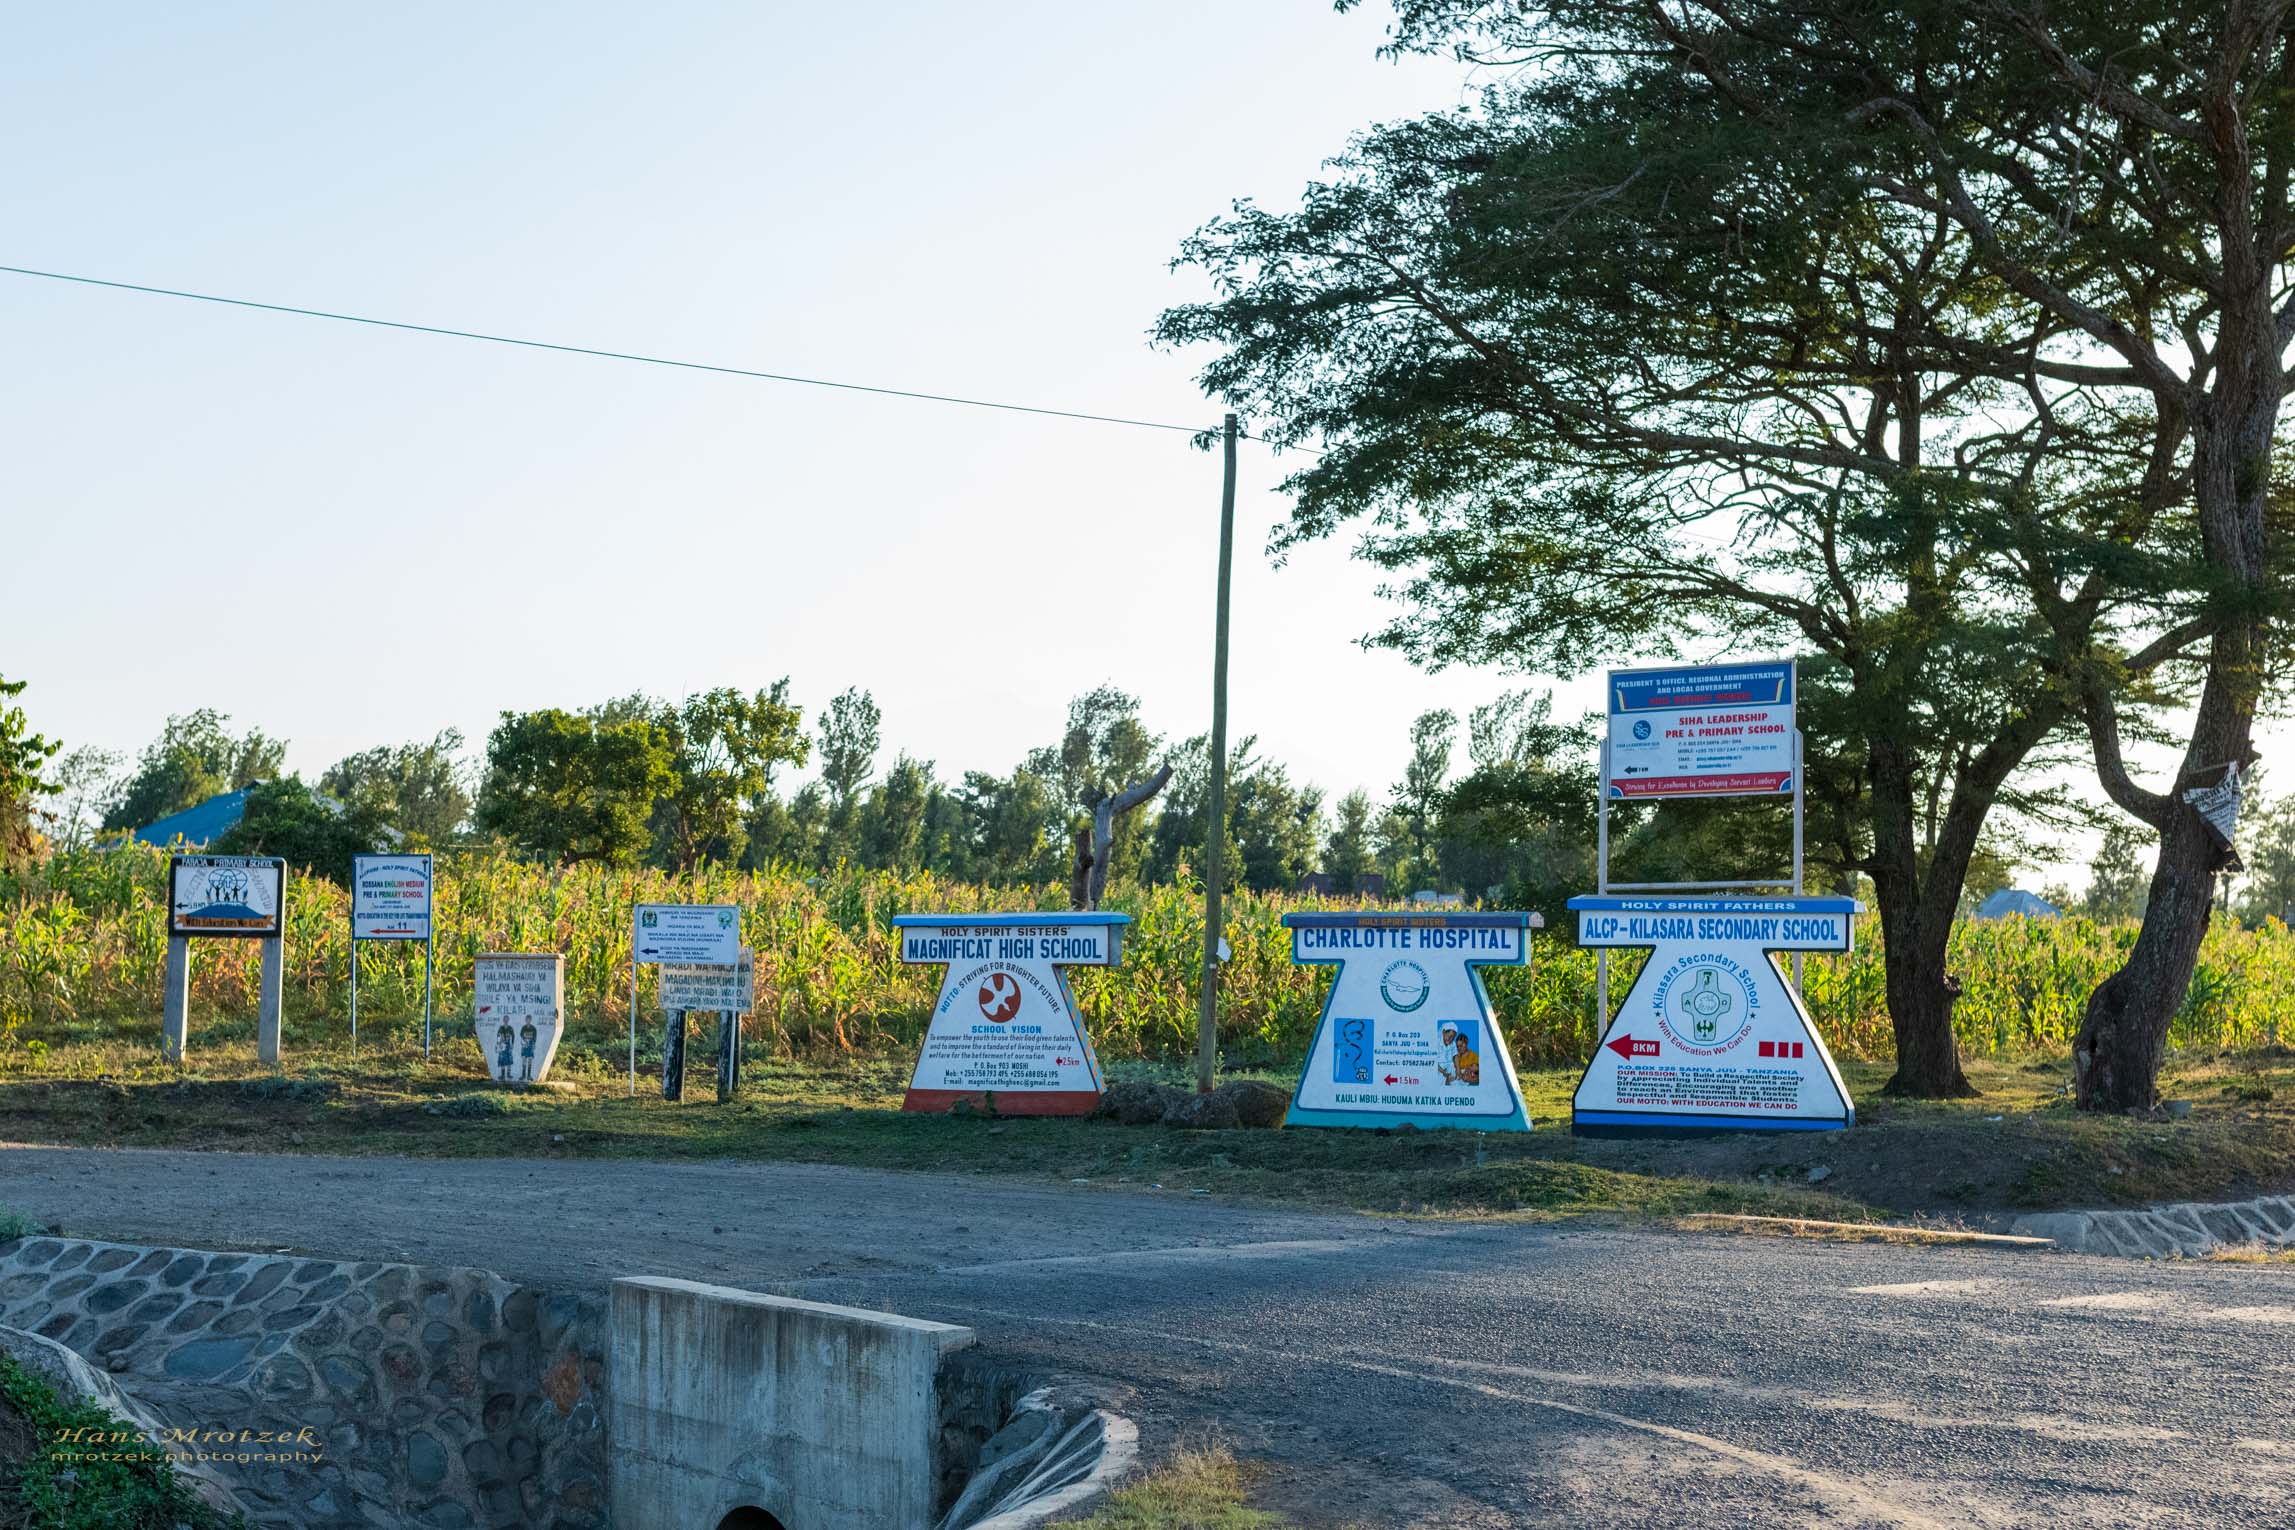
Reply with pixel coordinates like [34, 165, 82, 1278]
[1154, 0, 2286, 1094]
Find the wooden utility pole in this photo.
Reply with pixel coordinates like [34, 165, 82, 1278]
[1196, 412, 1238, 1093]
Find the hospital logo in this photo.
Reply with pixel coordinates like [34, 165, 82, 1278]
[1379, 960, 1430, 1013]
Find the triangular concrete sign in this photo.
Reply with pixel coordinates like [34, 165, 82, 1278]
[1570, 896, 1856, 1134]
[1283, 911, 1535, 1131]
[892, 914, 1127, 1116]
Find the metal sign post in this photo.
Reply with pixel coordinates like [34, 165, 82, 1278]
[629, 904, 742, 1098]
[350, 854, 434, 1061]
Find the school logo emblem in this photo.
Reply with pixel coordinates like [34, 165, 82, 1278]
[977, 972, 1024, 1023]
[1651, 956, 1758, 1052]
[1379, 960, 1430, 1013]
[1632, 719, 1652, 740]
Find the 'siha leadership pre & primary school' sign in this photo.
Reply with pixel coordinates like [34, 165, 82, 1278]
[473, 953, 564, 1086]
[1569, 895, 1855, 1133]
[351, 854, 432, 941]
[892, 913, 1126, 1115]
[1283, 911, 1536, 1132]
[1607, 660, 1795, 799]
[168, 855, 285, 937]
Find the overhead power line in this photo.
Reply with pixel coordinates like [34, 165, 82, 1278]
[0, 263, 1255, 440]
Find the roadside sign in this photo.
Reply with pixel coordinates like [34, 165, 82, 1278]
[1282, 911, 1537, 1132]
[1569, 895, 1855, 1132]
[168, 855, 285, 938]
[351, 853, 432, 941]
[892, 913, 1126, 1116]
[658, 948, 754, 1013]
[1606, 660, 1795, 799]
[631, 904, 740, 966]
[473, 952, 564, 1086]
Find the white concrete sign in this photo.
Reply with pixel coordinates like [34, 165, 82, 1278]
[351, 853, 432, 941]
[168, 854, 285, 938]
[631, 904, 740, 966]
[1569, 895, 1855, 1132]
[1606, 661, 1796, 799]
[474, 952, 564, 1086]
[658, 947, 754, 1013]
[1283, 912, 1536, 1131]
[892, 913, 1125, 1115]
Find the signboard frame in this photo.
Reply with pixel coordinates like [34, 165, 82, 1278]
[1567, 894, 1857, 1133]
[891, 912, 1128, 1116]
[162, 855, 288, 1066]
[167, 855, 286, 939]
[1594, 657, 1808, 1026]
[625, 904, 743, 1096]
[657, 947, 755, 1103]
[1281, 910, 1539, 1132]
[348, 852, 436, 1058]
[1604, 661, 1797, 801]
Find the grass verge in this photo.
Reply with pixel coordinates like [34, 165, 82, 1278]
[1065, 1445, 1286, 1530]
[1, 1041, 2292, 1224]
[0, 1352, 239, 1528]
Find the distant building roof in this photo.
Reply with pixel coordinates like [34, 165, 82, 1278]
[1974, 888, 2062, 920]
[132, 788, 254, 848]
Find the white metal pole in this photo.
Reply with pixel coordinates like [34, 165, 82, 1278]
[422, 934, 434, 1059]
[628, 908, 639, 1098]
[1595, 738, 1611, 1033]
[350, 939, 359, 1057]
[1792, 728, 1806, 996]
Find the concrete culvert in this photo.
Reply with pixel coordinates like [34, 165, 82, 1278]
[715, 1511, 788, 1530]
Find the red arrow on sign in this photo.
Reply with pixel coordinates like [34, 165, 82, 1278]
[1606, 1033, 1660, 1060]
[1383, 1074, 1399, 1085]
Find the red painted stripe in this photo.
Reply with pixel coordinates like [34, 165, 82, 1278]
[901, 1088, 1101, 1117]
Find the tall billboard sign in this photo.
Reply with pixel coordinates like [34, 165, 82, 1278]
[1282, 911, 1537, 1132]
[1606, 661, 1796, 799]
[1569, 895, 1855, 1133]
[892, 913, 1127, 1116]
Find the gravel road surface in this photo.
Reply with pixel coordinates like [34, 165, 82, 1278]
[7, 1144, 2289, 1527]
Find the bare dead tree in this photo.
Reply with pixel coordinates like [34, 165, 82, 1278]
[1069, 764, 1174, 910]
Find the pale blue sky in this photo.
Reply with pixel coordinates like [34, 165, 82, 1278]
[5, 0, 1550, 805]
[0, 2, 2248, 877]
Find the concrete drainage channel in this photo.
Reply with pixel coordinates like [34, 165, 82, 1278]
[0, 1237, 1132, 1528]
[2008, 1192, 2295, 1259]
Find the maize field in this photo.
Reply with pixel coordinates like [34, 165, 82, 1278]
[3, 843, 2290, 1070]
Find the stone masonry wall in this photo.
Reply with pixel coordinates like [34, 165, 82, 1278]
[0, 1237, 608, 1530]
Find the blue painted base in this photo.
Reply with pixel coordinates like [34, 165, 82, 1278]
[1287, 1105, 1533, 1133]
[1572, 1109, 1852, 1136]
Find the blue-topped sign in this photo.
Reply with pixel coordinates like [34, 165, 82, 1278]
[1281, 911, 1537, 1132]
[1569, 895, 1855, 1133]
[892, 913, 1128, 1116]
[1607, 660, 1796, 799]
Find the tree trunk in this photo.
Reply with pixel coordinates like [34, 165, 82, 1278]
[2075, 246, 2276, 1108]
[1869, 865, 1975, 1097]
[2074, 628, 2256, 1111]
[1067, 764, 1173, 911]
[1863, 727, 2003, 1098]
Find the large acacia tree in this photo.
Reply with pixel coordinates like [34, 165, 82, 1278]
[1159, 0, 2218, 1094]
